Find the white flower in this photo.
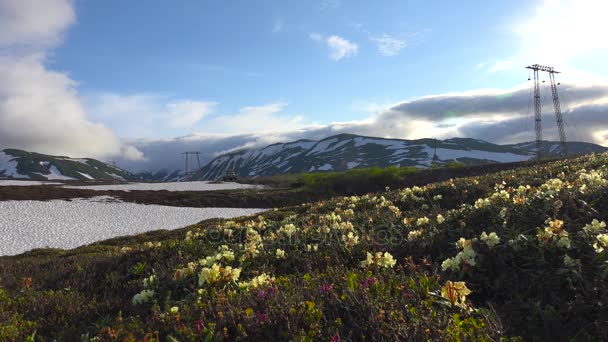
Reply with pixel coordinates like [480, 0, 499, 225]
[436, 214, 445, 224]
[407, 229, 423, 241]
[132, 289, 155, 305]
[416, 217, 429, 226]
[480, 232, 500, 248]
[275, 248, 286, 259]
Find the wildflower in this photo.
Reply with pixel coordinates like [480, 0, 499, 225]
[132, 289, 155, 305]
[360, 252, 396, 268]
[306, 244, 319, 252]
[441, 258, 458, 272]
[342, 231, 360, 247]
[388, 205, 401, 217]
[557, 236, 571, 249]
[170, 306, 179, 314]
[441, 281, 472, 307]
[239, 273, 276, 289]
[407, 229, 423, 241]
[275, 249, 286, 259]
[474, 198, 491, 209]
[594, 234, 608, 253]
[416, 217, 429, 226]
[537, 219, 569, 246]
[278, 224, 297, 237]
[479, 232, 500, 248]
[433, 194, 443, 201]
[436, 214, 445, 224]
[583, 219, 607, 236]
[199, 264, 221, 286]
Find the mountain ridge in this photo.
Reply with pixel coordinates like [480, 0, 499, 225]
[186, 134, 608, 180]
[0, 149, 137, 181]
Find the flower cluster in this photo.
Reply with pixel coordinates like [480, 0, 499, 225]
[238, 273, 276, 290]
[198, 264, 241, 286]
[442, 238, 477, 272]
[536, 219, 570, 249]
[360, 252, 397, 268]
[441, 280, 472, 307]
[479, 232, 500, 248]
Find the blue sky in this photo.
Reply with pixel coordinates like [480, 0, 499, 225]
[1, 0, 608, 170]
[50, 0, 535, 134]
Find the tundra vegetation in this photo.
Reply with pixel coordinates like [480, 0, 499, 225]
[1, 153, 608, 340]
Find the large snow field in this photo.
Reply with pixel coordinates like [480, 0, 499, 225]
[0, 196, 266, 256]
[0, 180, 62, 186]
[63, 181, 265, 192]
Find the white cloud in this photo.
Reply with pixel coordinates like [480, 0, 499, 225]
[327, 35, 358, 60]
[167, 100, 216, 128]
[0, 0, 74, 48]
[87, 93, 217, 138]
[116, 82, 608, 172]
[371, 34, 407, 57]
[0, 0, 144, 160]
[209, 102, 306, 134]
[311, 33, 358, 60]
[515, 0, 608, 65]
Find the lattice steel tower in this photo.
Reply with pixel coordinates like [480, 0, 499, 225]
[525, 64, 567, 159]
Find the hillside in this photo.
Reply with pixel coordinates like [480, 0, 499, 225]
[0, 149, 136, 181]
[2, 152, 608, 340]
[188, 133, 607, 180]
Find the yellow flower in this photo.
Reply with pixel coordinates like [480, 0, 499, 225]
[441, 281, 472, 307]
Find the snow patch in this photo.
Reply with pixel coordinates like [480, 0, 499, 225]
[44, 166, 77, 180]
[64, 181, 265, 192]
[0, 152, 28, 178]
[77, 172, 94, 180]
[318, 163, 333, 171]
[347, 161, 361, 169]
[0, 197, 267, 256]
[0, 180, 61, 186]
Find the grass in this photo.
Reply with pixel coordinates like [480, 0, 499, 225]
[1, 152, 608, 340]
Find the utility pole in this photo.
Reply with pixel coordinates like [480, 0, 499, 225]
[181, 152, 202, 175]
[525, 64, 567, 159]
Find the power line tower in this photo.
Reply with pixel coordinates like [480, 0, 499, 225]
[181, 152, 202, 175]
[525, 64, 567, 160]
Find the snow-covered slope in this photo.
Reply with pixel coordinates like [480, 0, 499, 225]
[188, 134, 608, 180]
[0, 149, 137, 181]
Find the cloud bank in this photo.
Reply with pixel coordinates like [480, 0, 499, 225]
[116, 82, 608, 173]
[0, 0, 143, 160]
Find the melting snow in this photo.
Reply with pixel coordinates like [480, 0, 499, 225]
[0, 180, 61, 186]
[317, 163, 333, 171]
[347, 161, 361, 169]
[43, 166, 76, 180]
[64, 181, 265, 192]
[0, 152, 27, 178]
[77, 172, 94, 180]
[0, 196, 267, 256]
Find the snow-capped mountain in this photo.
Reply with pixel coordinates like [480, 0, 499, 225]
[0, 149, 137, 181]
[187, 134, 608, 180]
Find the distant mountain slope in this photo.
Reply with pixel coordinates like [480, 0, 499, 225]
[188, 134, 608, 180]
[135, 169, 183, 182]
[0, 149, 137, 181]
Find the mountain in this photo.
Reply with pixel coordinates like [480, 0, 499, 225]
[187, 134, 608, 180]
[0, 149, 137, 181]
[135, 169, 183, 182]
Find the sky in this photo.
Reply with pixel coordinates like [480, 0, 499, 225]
[1, 0, 608, 172]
